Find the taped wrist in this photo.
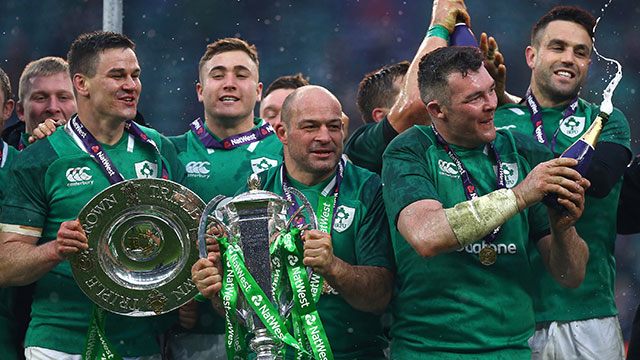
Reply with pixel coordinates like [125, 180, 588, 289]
[426, 24, 450, 41]
[444, 188, 519, 248]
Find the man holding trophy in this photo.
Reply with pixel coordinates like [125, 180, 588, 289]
[0, 31, 185, 359]
[192, 85, 394, 359]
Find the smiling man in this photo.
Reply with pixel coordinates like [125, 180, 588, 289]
[382, 46, 589, 359]
[493, 6, 631, 359]
[169, 38, 283, 359]
[193, 85, 394, 359]
[0, 31, 184, 359]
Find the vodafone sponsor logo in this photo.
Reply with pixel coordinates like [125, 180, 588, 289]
[186, 161, 210, 178]
[66, 167, 94, 187]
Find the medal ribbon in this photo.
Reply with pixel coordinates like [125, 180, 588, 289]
[271, 229, 334, 360]
[218, 237, 308, 356]
[71, 114, 169, 359]
[83, 304, 123, 360]
[431, 125, 506, 245]
[69, 115, 169, 184]
[281, 159, 345, 301]
[219, 236, 248, 360]
[524, 88, 579, 154]
[189, 117, 274, 150]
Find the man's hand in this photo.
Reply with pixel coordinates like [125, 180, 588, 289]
[302, 229, 336, 278]
[178, 299, 199, 329]
[28, 118, 65, 144]
[49, 219, 88, 261]
[191, 257, 222, 299]
[431, 0, 470, 33]
[480, 33, 521, 105]
[548, 177, 590, 230]
[512, 158, 586, 211]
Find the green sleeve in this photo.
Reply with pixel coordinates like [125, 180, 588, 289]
[159, 134, 186, 184]
[0, 142, 54, 228]
[381, 126, 438, 229]
[343, 117, 400, 174]
[599, 107, 631, 149]
[354, 174, 394, 270]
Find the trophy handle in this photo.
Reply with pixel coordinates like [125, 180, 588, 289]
[197, 195, 231, 259]
[283, 185, 319, 231]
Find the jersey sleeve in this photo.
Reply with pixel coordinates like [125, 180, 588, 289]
[344, 117, 397, 174]
[599, 107, 631, 149]
[381, 127, 439, 229]
[354, 174, 394, 270]
[0, 142, 54, 231]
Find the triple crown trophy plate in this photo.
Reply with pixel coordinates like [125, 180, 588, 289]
[70, 178, 204, 316]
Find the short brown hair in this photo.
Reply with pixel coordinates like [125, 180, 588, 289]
[263, 73, 309, 99]
[67, 31, 135, 79]
[532, 6, 595, 48]
[357, 61, 409, 123]
[18, 56, 69, 102]
[0, 67, 11, 106]
[198, 38, 259, 81]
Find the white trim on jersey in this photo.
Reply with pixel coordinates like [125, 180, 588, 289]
[0, 223, 42, 237]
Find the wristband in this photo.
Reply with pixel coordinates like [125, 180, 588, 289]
[426, 24, 450, 41]
[444, 188, 519, 247]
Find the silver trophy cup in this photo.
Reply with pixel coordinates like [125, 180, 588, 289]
[199, 174, 317, 359]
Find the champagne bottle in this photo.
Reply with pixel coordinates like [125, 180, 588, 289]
[450, 23, 478, 47]
[542, 111, 610, 210]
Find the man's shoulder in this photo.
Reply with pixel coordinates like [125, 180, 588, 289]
[168, 130, 192, 153]
[14, 135, 61, 170]
[387, 125, 433, 151]
[494, 104, 530, 128]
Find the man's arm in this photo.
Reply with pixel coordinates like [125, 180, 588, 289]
[397, 158, 589, 260]
[387, 0, 469, 133]
[0, 220, 88, 286]
[302, 229, 392, 313]
[534, 185, 590, 289]
[585, 142, 631, 198]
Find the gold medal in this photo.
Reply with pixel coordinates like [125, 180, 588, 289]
[321, 279, 334, 294]
[478, 246, 497, 266]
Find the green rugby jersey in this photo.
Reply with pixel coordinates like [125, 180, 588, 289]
[0, 123, 185, 356]
[0, 141, 20, 360]
[343, 116, 398, 174]
[494, 98, 631, 322]
[253, 161, 393, 360]
[170, 117, 282, 335]
[382, 126, 552, 359]
[170, 117, 283, 201]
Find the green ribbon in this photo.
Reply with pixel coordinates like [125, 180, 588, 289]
[83, 305, 123, 360]
[308, 194, 336, 302]
[219, 237, 308, 358]
[279, 229, 334, 360]
[219, 237, 248, 360]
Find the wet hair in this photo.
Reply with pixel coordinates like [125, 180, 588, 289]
[532, 6, 596, 47]
[418, 46, 483, 106]
[356, 61, 409, 123]
[199, 38, 259, 81]
[263, 73, 309, 99]
[0, 67, 10, 106]
[18, 56, 70, 102]
[67, 31, 136, 78]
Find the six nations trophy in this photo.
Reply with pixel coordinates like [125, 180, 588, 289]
[198, 174, 334, 360]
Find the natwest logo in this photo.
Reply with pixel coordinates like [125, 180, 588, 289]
[66, 167, 94, 187]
